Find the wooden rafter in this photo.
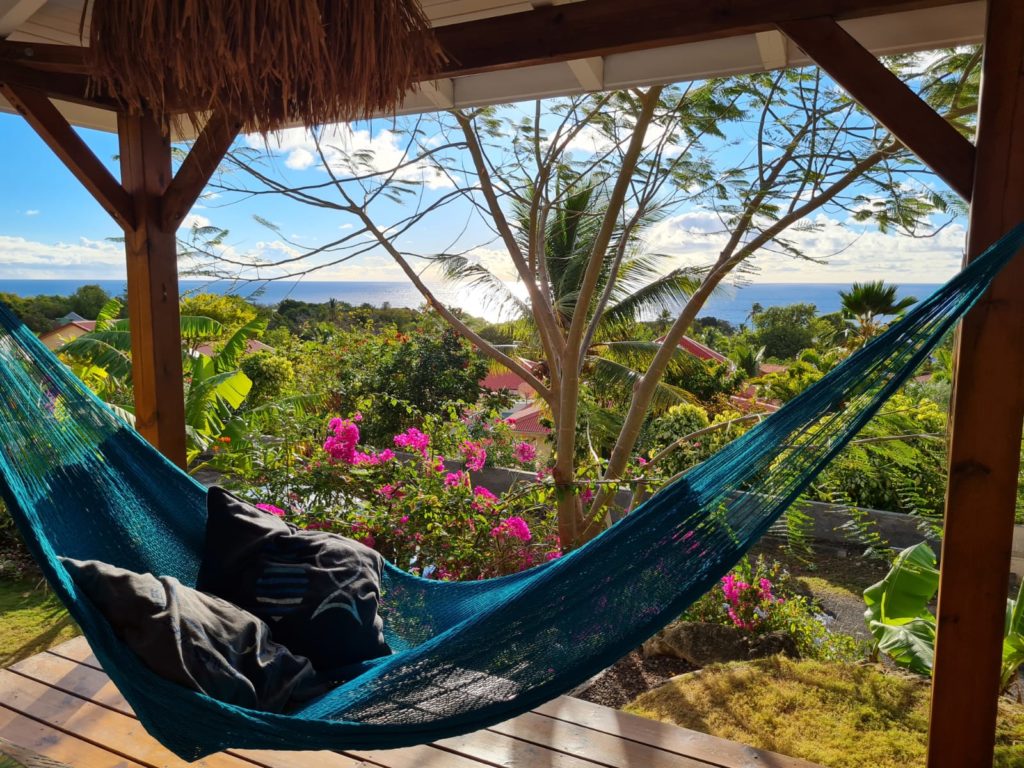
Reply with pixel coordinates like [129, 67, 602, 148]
[430, 0, 970, 77]
[0, 0, 972, 94]
[0, 83, 134, 229]
[161, 111, 241, 231]
[778, 16, 975, 201]
[0, 62, 113, 110]
[928, 0, 1024, 764]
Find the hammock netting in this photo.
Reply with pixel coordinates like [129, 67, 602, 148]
[1, 223, 1023, 760]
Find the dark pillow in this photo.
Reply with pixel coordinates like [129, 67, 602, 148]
[61, 558, 327, 711]
[197, 487, 391, 672]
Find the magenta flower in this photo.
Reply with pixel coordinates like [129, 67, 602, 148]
[376, 484, 403, 500]
[460, 440, 487, 471]
[394, 427, 430, 456]
[490, 515, 532, 541]
[579, 487, 594, 504]
[255, 503, 286, 517]
[513, 441, 537, 463]
[444, 471, 465, 488]
[637, 456, 648, 466]
[376, 448, 396, 463]
[323, 415, 362, 464]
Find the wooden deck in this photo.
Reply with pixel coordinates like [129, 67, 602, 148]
[0, 637, 815, 768]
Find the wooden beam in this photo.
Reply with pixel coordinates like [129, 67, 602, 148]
[431, 0, 968, 78]
[778, 16, 975, 201]
[0, 62, 114, 109]
[0, 0, 45, 37]
[928, 0, 1024, 765]
[118, 112, 187, 469]
[0, 0, 970, 86]
[160, 111, 240, 231]
[0, 83, 134, 229]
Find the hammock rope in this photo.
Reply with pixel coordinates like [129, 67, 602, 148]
[1, 222, 1023, 760]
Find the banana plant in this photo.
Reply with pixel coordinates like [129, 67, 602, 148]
[59, 300, 266, 465]
[865, 541, 1024, 689]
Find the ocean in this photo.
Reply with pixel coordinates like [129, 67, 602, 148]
[0, 279, 940, 327]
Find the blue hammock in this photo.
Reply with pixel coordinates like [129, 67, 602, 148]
[1, 223, 1024, 761]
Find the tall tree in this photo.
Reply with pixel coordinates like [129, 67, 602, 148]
[208, 52, 975, 548]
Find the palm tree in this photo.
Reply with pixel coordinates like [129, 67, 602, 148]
[440, 175, 704, 433]
[839, 281, 917, 340]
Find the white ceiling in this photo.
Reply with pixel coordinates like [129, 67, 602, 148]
[0, 0, 986, 134]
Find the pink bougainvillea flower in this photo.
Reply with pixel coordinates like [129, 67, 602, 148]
[323, 415, 362, 464]
[513, 441, 537, 463]
[637, 456, 648, 466]
[579, 487, 594, 504]
[490, 515, 532, 541]
[255, 503, 286, 517]
[394, 427, 430, 456]
[460, 440, 487, 471]
[444, 471, 465, 488]
[376, 448, 396, 463]
[376, 484, 403, 500]
[545, 550, 562, 561]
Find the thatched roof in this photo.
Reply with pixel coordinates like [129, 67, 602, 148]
[83, 0, 444, 134]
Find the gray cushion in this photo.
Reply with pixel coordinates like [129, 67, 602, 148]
[61, 557, 327, 711]
[196, 487, 391, 672]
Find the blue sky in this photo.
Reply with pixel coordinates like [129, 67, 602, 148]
[0, 100, 969, 288]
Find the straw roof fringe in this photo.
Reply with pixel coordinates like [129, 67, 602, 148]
[82, 0, 444, 134]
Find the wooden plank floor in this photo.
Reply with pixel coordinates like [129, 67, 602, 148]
[0, 638, 817, 768]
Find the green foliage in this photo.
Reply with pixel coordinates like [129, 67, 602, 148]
[240, 351, 295, 406]
[749, 303, 821, 360]
[642, 403, 710, 476]
[814, 394, 947, 518]
[0, 284, 112, 332]
[179, 293, 259, 332]
[754, 360, 824, 403]
[840, 281, 917, 339]
[865, 542, 1024, 690]
[863, 542, 939, 675]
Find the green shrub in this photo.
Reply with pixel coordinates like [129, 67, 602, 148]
[683, 556, 864, 662]
[240, 351, 295, 406]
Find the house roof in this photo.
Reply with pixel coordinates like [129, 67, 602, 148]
[654, 334, 730, 365]
[39, 319, 95, 338]
[507, 401, 550, 435]
[0, 0, 985, 135]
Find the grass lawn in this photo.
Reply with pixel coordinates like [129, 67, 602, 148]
[626, 656, 1024, 768]
[0, 577, 78, 668]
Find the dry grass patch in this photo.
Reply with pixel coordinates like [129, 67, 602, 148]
[626, 656, 1024, 768]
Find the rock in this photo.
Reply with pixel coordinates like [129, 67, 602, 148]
[641, 621, 798, 666]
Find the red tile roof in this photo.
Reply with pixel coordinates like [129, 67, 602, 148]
[654, 335, 730, 365]
[479, 358, 539, 398]
[507, 402, 549, 434]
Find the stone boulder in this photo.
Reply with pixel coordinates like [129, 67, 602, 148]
[641, 621, 797, 666]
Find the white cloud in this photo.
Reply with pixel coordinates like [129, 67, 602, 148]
[179, 214, 211, 230]
[644, 210, 967, 283]
[23, 210, 40, 217]
[0, 235, 125, 279]
[248, 124, 453, 190]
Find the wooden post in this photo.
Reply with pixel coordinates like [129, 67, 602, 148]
[117, 112, 187, 469]
[928, 0, 1024, 764]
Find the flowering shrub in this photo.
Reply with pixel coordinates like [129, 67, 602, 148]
[235, 411, 560, 580]
[683, 556, 863, 662]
